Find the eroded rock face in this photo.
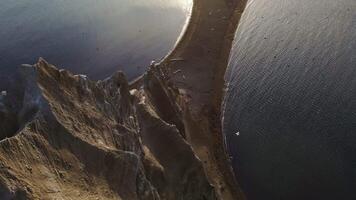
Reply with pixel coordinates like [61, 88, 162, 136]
[0, 59, 215, 200]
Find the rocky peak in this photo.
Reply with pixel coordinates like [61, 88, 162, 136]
[0, 59, 216, 200]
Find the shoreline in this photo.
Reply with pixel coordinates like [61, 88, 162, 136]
[131, 0, 248, 199]
[0, 0, 248, 198]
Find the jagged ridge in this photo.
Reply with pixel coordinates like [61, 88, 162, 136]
[0, 59, 215, 200]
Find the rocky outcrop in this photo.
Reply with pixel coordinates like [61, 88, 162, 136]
[0, 59, 215, 200]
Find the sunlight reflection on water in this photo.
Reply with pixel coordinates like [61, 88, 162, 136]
[0, 0, 193, 87]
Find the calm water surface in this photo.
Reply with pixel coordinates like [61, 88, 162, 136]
[223, 0, 356, 199]
[0, 0, 192, 91]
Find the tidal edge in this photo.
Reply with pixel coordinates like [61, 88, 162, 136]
[0, 0, 248, 199]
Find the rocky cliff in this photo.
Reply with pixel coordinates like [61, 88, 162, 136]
[0, 59, 216, 200]
[0, 0, 249, 198]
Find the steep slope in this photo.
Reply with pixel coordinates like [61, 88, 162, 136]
[0, 0, 249, 198]
[0, 59, 215, 200]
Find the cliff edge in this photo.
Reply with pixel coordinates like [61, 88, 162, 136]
[0, 59, 215, 199]
[0, 0, 248, 199]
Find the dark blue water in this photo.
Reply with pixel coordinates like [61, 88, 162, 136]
[223, 0, 356, 199]
[0, 0, 191, 91]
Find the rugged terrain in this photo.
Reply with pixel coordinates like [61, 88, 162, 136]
[0, 0, 248, 199]
[0, 59, 215, 199]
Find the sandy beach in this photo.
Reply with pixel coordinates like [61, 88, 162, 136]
[131, 0, 248, 199]
[0, 0, 248, 199]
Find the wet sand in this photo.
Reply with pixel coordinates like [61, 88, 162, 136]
[131, 0, 248, 199]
